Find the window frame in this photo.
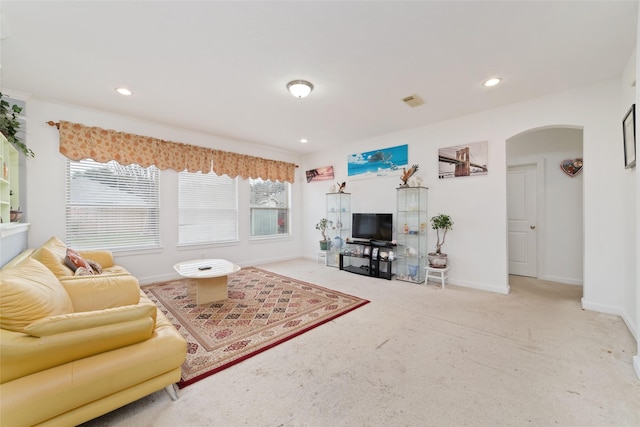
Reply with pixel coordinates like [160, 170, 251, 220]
[177, 170, 239, 247]
[65, 159, 161, 252]
[248, 178, 291, 240]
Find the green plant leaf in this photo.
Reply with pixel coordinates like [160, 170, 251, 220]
[0, 92, 34, 158]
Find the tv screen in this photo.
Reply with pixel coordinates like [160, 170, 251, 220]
[352, 213, 393, 241]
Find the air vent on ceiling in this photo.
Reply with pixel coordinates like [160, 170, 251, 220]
[402, 94, 424, 108]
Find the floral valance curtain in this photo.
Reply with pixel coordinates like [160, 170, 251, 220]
[58, 121, 296, 183]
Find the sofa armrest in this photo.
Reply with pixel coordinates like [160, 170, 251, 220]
[1, 317, 155, 383]
[77, 250, 115, 268]
[59, 274, 140, 312]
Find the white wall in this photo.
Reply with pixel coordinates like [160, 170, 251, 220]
[302, 78, 635, 315]
[633, 4, 640, 379]
[23, 100, 304, 284]
[620, 47, 638, 341]
[507, 127, 584, 285]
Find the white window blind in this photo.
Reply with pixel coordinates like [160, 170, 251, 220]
[66, 159, 160, 251]
[178, 171, 238, 245]
[249, 178, 290, 237]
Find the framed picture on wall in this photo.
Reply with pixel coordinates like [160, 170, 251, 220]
[438, 140, 488, 179]
[623, 104, 636, 169]
[348, 144, 408, 180]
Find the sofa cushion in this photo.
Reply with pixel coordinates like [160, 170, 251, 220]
[23, 303, 157, 337]
[0, 257, 74, 333]
[32, 237, 111, 277]
[40, 235, 68, 258]
[59, 274, 141, 312]
[31, 245, 73, 277]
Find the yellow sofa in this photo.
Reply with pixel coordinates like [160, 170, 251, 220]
[0, 236, 187, 426]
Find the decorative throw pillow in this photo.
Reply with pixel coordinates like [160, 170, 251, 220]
[86, 258, 103, 274]
[74, 267, 94, 276]
[64, 248, 93, 273]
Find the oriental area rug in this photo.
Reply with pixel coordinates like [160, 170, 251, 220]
[143, 267, 369, 388]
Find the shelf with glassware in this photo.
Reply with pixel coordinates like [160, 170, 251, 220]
[325, 192, 351, 267]
[395, 186, 428, 283]
[339, 241, 394, 280]
[0, 135, 19, 225]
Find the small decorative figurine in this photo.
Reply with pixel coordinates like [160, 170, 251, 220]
[337, 181, 346, 193]
[400, 164, 419, 187]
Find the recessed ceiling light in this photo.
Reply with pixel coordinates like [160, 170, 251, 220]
[300, 138, 308, 143]
[483, 77, 502, 87]
[115, 87, 133, 96]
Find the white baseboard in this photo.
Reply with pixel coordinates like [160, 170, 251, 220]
[539, 274, 583, 286]
[138, 272, 181, 286]
[239, 255, 301, 268]
[448, 278, 510, 295]
[620, 309, 638, 341]
[581, 298, 624, 316]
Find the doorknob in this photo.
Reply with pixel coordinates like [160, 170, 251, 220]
[530, 225, 536, 230]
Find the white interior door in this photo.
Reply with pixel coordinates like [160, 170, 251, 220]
[507, 165, 537, 277]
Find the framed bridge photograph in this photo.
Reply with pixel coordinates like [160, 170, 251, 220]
[438, 140, 488, 179]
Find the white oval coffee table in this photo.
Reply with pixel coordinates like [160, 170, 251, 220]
[173, 259, 241, 305]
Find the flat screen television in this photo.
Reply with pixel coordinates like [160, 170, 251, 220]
[352, 213, 393, 242]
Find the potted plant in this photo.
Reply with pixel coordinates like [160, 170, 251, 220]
[316, 218, 333, 250]
[0, 92, 34, 158]
[428, 213, 453, 268]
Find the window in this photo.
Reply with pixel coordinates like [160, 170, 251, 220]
[66, 159, 160, 250]
[178, 171, 238, 245]
[249, 179, 290, 237]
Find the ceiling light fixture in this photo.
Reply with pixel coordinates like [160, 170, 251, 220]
[287, 80, 313, 98]
[115, 87, 133, 96]
[483, 77, 502, 87]
[300, 138, 308, 143]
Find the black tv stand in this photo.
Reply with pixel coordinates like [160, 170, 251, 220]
[349, 238, 370, 244]
[370, 239, 393, 247]
[339, 241, 394, 280]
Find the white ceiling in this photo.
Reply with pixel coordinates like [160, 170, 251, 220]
[1, 1, 637, 155]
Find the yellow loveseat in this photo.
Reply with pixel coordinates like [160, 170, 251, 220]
[0, 236, 187, 426]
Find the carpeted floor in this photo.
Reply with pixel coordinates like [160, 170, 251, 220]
[143, 267, 369, 387]
[81, 258, 640, 426]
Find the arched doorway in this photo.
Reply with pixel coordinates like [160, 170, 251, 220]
[506, 126, 584, 287]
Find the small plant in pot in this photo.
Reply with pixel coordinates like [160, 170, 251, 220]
[428, 213, 453, 268]
[316, 218, 333, 250]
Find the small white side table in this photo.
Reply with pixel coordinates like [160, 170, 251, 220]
[425, 266, 449, 289]
[317, 250, 328, 265]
